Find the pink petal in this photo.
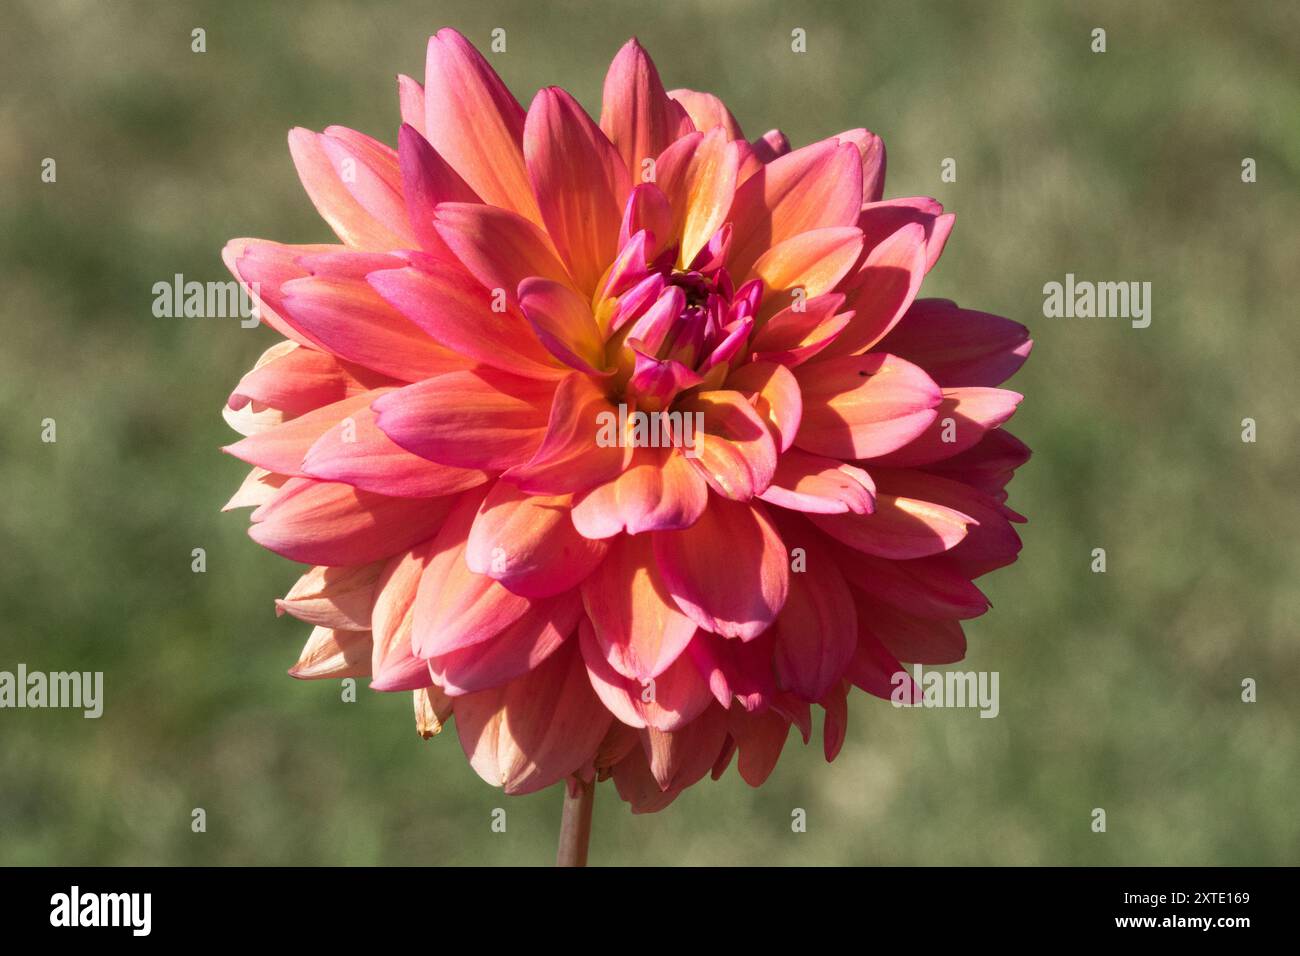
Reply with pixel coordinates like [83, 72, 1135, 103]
[809, 490, 974, 560]
[678, 388, 778, 500]
[410, 489, 532, 657]
[224, 390, 386, 475]
[641, 705, 729, 791]
[655, 128, 742, 267]
[423, 28, 540, 224]
[276, 562, 384, 631]
[758, 448, 876, 514]
[396, 74, 426, 135]
[771, 539, 858, 701]
[302, 404, 490, 498]
[428, 590, 582, 695]
[517, 277, 610, 374]
[854, 589, 967, 665]
[465, 480, 608, 597]
[432, 201, 574, 309]
[249, 477, 453, 566]
[366, 259, 564, 380]
[666, 89, 744, 140]
[600, 39, 693, 177]
[793, 352, 942, 459]
[228, 343, 395, 419]
[454, 640, 612, 795]
[397, 123, 480, 257]
[570, 445, 708, 538]
[863, 386, 1023, 467]
[371, 369, 553, 471]
[524, 87, 631, 295]
[821, 222, 929, 357]
[724, 361, 804, 453]
[749, 293, 853, 367]
[726, 139, 863, 281]
[579, 618, 714, 731]
[873, 298, 1033, 388]
[500, 372, 630, 495]
[653, 498, 790, 641]
[580, 532, 698, 681]
[845, 630, 916, 703]
[833, 128, 886, 204]
[839, 551, 990, 621]
[275, 268, 470, 383]
[287, 127, 412, 250]
[727, 706, 792, 787]
[750, 226, 864, 306]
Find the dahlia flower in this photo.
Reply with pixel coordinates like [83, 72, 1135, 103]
[221, 29, 1030, 851]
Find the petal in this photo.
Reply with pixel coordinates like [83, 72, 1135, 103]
[853, 589, 967, 665]
[276, 562, 384, 631]
[793, 353, 941, 459]
[371, 369, 553, 471]
[369, 539, 439, 691]
[726, 139, 863, 281]
[224, 390, 386, 475]
[524, 87, 631, 295]
[845, 630, 915, 703]
[748, 292, 853, 368]
[454, 640, 612, 795]
[289, 626, 373, 680]
[397, 123, 480, 257]
[871, 468, 1022, 577]
[465, 481, 608, 597]
[428, 590, 582, 695]
[517, 277, 610, 374]
[727, 706, 792, 787]
[580, 532, 698, 681]
[571, 445, 708, 538]
[687, 630, 777, 712]
[758, 448, 876, 515]
[653, 498, 790, 640]
[287, 127, 412, 250]
[302, 404, 490, 498]
[228, 342, 395, 419]
[276, 268, 470, 382]
[579, 619, 714, 731]
[821, 221, 929, 357]
[771, 539, 858, 701]
[318, 126, 418, 248]
[839, 551, 990, 621]
[863, 386, 1023, 467]
[224, 238, 337, 348]
[249, 477, 453, 566]
[500, 372, 630, 495]
[655, 128, 742, 267]
[750, 226, 864, 307]
[667, 89, 744, 140]
[600, 38, 693, 176]
[432, 201, 574, 310]
[857, 197, 951, 272]
[833, 128, 887, 204]
[367, 259, 564, 380]
[410, 489, 532, 657]
[641, 705, 729, 791]
[396, 74, 426, 135]
[809, 491, 974, 560]
[725, 360, 804, 453]
[677, 388, 778, 500]
[423, 28, 540, 223]
[222, 467, 288, 510]
[873, 299, 1033, 388]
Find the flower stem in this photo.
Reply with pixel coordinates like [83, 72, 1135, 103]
[556, 777, 595, 867]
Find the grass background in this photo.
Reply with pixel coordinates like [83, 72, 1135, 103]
[1, 0, 1296, 865]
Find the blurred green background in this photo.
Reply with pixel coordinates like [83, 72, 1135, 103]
[1, 0, 1297, 865]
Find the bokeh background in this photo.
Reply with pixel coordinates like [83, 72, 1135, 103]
[1, 0, 1296, 865]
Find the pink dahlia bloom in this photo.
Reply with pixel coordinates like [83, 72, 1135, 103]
[222, 30, 1031, 813]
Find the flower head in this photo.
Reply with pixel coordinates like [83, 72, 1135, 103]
[222, 30, 1031, 812]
